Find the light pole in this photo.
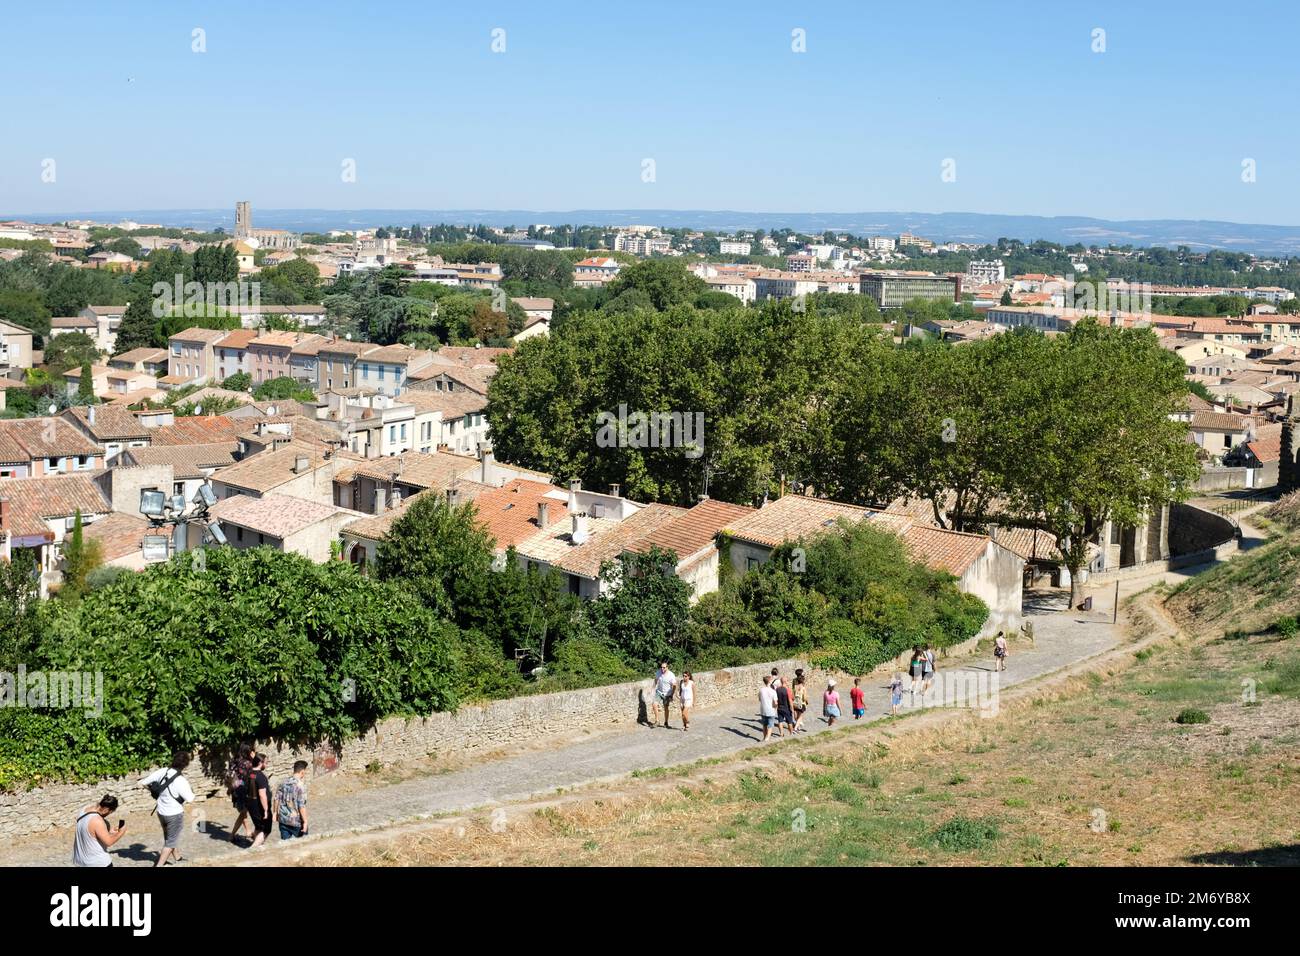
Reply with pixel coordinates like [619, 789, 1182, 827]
[140, 484, 226, 563]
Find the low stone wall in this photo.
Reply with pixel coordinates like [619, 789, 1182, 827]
[0, 657, 805, 838]
[1092, 502, 1237, 582]
[1, 627, 1006, 839]
[1168, 502, 1237, 557]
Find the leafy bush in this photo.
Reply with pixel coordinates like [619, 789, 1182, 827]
[1174, 708, 1210, 725]
[1274, 616, 1298, 638]
[2, 547, 461, 790]
[221, 372, 251, 392]
[929, 816, 1001, 851]
[532, 635, 642, 693]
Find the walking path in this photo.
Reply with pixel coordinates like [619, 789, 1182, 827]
[5, 607, 1119, 867]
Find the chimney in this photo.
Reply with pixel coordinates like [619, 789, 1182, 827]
[374, 487, 388, 512]
[568, 478, 581, 512]
[0, 497, 8, 530]
[479, 442, 495, 485]
[447, 486, 460, 508]
[697, 493, 709, 503]
[609, 483, 620, 498]
[570, 511, 588, 545]
[88, 404, 97, 426]
[294, 455, 309, 474]
[537, 501, 550, 530]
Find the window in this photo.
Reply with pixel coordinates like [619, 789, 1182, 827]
[400, 423, 407, 440]
[746, 557, 761, 571]
[173, 482, 184, 496]
[236, 526, 244, 542]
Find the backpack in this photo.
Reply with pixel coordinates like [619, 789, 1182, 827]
[147, 770, 177, 800]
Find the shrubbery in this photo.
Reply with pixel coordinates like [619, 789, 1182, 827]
[0, 548, 459, 789]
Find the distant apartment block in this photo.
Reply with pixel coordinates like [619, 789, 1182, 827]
[897, 233, 935, 252]
[859, 272, 960, 309]
[866, 236, 896, 252]
[966, 259, 1006, 284]
[718, 240, 752, 256]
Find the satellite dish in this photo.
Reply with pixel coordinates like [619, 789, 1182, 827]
[48, 404, 56, 415]
[194, 405, 203, 416]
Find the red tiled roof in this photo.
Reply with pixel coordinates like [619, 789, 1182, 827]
[634, 498, 753, 561]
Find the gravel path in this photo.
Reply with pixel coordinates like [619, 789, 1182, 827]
[4, 607, 1119, 867]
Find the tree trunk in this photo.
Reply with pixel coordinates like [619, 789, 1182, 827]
[1068, 565, 1083, 608]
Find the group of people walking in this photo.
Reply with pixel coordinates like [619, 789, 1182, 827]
[71, 745, 311, 867]
[648, 662, 695, 730]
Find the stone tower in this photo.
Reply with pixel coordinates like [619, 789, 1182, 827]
[1281, 396, 1299, 493]
[235, 201, 251, 239]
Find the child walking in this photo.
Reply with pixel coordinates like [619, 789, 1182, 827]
[823, 679, 841, 727]
[889, 673, 904, 716]
[849, 677, 866, 719]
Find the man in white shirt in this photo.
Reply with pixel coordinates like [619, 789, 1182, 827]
[139, 751, 196, 867]
[758, 675, 779, 741]
[650, 661, 677, 729]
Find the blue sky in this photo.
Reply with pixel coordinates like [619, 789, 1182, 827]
[2, 0, 1298, 223]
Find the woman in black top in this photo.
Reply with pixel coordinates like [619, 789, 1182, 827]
[775, 681, 795, 737]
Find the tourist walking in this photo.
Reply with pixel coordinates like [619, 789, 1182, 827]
[276, 760, 310, 840]
[758, 675, 779, 741]
[678, 671, 695, 731]
[650, 661, 677, 729]
[770, 667, 782, 689]
[244, 755, 274, 849]
[922, 644, 936, 695]
[909, 647, 924, 703]
[791, 669, 810, 732]
[850, 677, 866, 719]
[139, 750, 195, 867]
[775, 677, 795, 736]
[227, 742, 256, 843]
[994, 634, 1009, 672]
[823, 679, 841, 727]
[72, 795, 125, 867]
[889, 673, 904, 716]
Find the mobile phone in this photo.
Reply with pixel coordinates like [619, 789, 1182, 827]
[117, 819, 125, 829]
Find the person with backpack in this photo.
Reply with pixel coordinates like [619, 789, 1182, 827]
[226, 742, 256, 844]
[922, 644, 937, 696]
[909, 646, 924, 703]
[244, 754, 273, 849]
[72, 794, 126, 867]
[139, 751, 195, 867]
[791, 669, 810, 732]
[276, 760, 311, 840]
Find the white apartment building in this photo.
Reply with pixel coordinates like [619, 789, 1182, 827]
[866, 236, 896, 252]
[966, 259, 1006, 284]
[718, 240, 752, 255]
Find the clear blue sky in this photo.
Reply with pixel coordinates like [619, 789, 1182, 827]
[2, 0, 1298, 223]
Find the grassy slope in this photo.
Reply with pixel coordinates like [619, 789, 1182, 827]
[294, 568, 1300, 866]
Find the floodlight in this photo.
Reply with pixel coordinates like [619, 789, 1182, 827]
[142, 534, 171, 562]
[170, 494, 187, 514]
[204, 521, 227, 546]
[140, 489, 167, 517]
[194, 484, 217, 508]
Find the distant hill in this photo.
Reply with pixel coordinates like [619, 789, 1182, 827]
[14, 208, 1300, 255]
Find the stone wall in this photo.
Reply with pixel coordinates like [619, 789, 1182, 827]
[1167, 502, 1237, 557]
[1, 627, 1006, 839]
[0, 656, 805, 838]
